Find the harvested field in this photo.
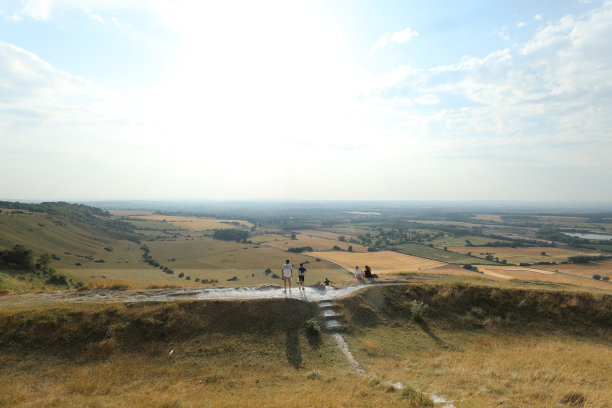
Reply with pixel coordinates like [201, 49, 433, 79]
[476, 265, 612, 290]
[472, 214, 503, 222]
[444, 246, 601, 265]
[261, 234, 368, 252]
[297, 230, 358, 241]
[131, 215, 253, 230]
[306, 250, 447, 274]
[548, 258, 612, 279]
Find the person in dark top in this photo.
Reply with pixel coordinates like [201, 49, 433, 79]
[364, 265, 378, 278]
[297, 263, 307, 290]
[324, 277, 331, 286]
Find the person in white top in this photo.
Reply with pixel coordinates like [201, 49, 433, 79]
[282, 260, 293, 290]
[354, 265, 363, 279]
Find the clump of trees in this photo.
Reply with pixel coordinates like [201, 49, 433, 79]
[212, 229, 250, 242]
[568, 255, 610, 264]
[0, 245, 34, 270]
[288, 246, 313, 253]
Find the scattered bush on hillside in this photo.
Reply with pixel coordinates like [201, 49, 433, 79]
[305, 318, 321, 337]
[463, 264, 479, 272]
[178, 272, 184, 278]
[46, 273, 68, 286]
[400, 386, 434, 407]
[332, 245, 342, 251]
[227, 276, 238, 281]
[271, 273, 280, 279]
[288, 246, 313, 253]
[264, 268, 272, 275]
[104, 247, 113, 252]
[603, 276, 610, 282]
[592, 274, 601, 280]
[409, 299, 429, 322]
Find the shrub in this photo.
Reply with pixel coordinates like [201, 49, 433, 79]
[178, 272, 184, 278]
[264, 268, 272, 275]
[592, 274, 601, 280]
[603, 276, 610, 282]
[306, 369, 321, 380]
[409, 299, 428, 322]
[305, 318, 321, 337]
[227, 276, 238, 281]
[271, 273, 280, 279]
[46, 274, 68, 286]
[560, 392, 585, 407]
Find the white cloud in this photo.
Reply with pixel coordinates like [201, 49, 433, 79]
[373, 26, 419, 50]
[534, 14, 542, 20]
[368, 2, 612, 170]
[517, 22, 526, 28]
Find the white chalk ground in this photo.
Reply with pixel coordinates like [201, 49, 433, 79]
[38, 283, 394, 305]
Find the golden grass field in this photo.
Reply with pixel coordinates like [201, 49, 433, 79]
[128, 215, 253, 231]
[471, 213, 504, 222]
[547, 258, 612, 278]
[305, 250, 447, 275]
[297, 229, 359, 241]
[444, 245, 601, 264]
[335, 284, 612, 408]
[0, 298, 436, 408]
[345, 328, 611, 407]
[260, 234, 368, 252]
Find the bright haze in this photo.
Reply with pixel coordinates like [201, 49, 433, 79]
[1, 0, 611, 201]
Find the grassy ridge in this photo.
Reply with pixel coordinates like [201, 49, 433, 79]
[337, 284, 612, 331]
[0, 299, 318, 353]
[334, 284, 612, 407]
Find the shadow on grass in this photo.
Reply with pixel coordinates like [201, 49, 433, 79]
[307, 331, 322, 349]
[417, 320, 446, 346]
[285, 327, 302, 368]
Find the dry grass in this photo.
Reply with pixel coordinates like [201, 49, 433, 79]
[306, 250, 447, 274]
[336, 284, 612, 407]
[132, 215, 253, 231]
[346, 328, 612, 408]
[0, 299, 432, 407]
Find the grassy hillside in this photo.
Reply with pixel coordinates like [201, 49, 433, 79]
[336, 284, 612, 407]
[0, 284, 610, 407]
[0, 298, 429, 407]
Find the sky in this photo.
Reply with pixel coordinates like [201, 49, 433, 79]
[1, 0, 611, 201]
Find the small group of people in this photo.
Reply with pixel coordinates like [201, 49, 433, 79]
[281, 259, 377, 291]
[354, 265, 377, 279]
[281, 260, 307, 291]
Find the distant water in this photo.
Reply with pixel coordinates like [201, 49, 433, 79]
[563, 232, 612, 240]
[347, 211, 381, 215]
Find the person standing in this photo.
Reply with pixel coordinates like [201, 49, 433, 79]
[297, 263, 307, 290]
[282, 260, 293, 291]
